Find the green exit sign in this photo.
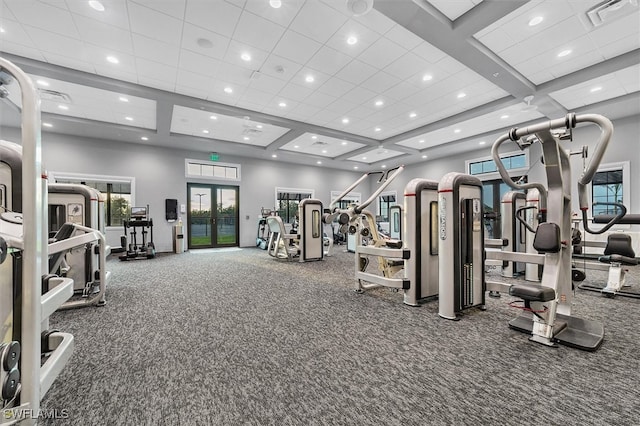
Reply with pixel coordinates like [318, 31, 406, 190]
[210, 153, 219, 161]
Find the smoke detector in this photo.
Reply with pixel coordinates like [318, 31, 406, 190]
[585, 0, 638, 27]
[346, 0, 373, 16]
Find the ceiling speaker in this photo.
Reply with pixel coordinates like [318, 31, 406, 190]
[346, 0, 373, 16]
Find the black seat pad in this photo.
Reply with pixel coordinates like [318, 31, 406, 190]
[509, 284, 555, 302]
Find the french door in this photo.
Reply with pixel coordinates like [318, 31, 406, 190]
[187, 184, 239, 249]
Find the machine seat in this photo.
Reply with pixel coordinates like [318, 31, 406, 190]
[598, 254, 638, 266]
[509, 284, 556, 302]
[533, 223, 561, 253]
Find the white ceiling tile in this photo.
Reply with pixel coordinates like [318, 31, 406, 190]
[347, 105, 376, 120]
[216, 62, 254, 85]
[427, 0, 481, 21]
[176, 69, 213, 91]
[128, 2, 183, 46]
[273, 30, 323, 64]
[130, 0, 186, 20]
[260, 54, 304, 82]
[335, 59, 377, 84]
[325, 98, 359, 115]
[181, 23, 230, 60]
[175, 84, 207, 99]
[289, 1, 348, 44]
[278, 83, 314, 103]
[310, 110, 341, 125]
[342, 86, 377, 104]
[292, 67, 332, 89]
[233, 10, 286, 52]
[616, 65, 640, 89]
[178, 50, 222, 78]
[225, 0, 246, 8]
[41, 52, 95, 74]
[184, 0, 241, 38]
[590, 11, 640, 49]
[304, 91, 338, 109]
[0, 17, 37, 48]
[73, 14, 134, 54]
[357, 37, 407, 70]
[359, 71, 402, 93]
[248, 73, 289, 95]
[316, 77, 356, 98]
[280, 133, 365, 157]
[354, 9, 396, 35]
[5, 0, 79, 38]
[473, 27, 515, 54]
[262, 100, 300, 117]
[223, 40, 269, 71]
[138, 76, 175, 93]
[95, 68, 138, 86]
[132, 34, 181, 67]
[240, 87, 275, 105]
[384, 24, 424, 51]
[243, 0, 305, 27]
[136, 58, 177, 84]
[23, 27, 90, 62]
[383, 51, 430, 81]
[383, 81, 421, 102]
[306, 46, 352, 75]
[411, 42, 447, 64]
[66, 0, 131, 30]
[286, 103, 322, 120]
[325, 18, 380, 57]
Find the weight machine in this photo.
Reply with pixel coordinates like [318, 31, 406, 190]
[119, 206, 156, 260]
[487, 113, 622, 351]
[266, 198, 324, 262]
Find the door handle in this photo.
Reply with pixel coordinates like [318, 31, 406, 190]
[212, 218, 216, 224]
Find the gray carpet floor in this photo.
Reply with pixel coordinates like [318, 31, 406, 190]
[40, 246, 640, 425]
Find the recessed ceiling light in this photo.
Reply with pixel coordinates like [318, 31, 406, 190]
[256, 124, 263, 129]
[422, 74, 433, 81]
[317, 160, 322, 165]
[141, 136, 148, 141]
[557, 49, 572, 58]
[500, 114, 509, 119]
[243, 136, 250, 141]
[210, 115, 217, 120]
[224, 87, 233, 94]
[321, 150, 327, 154]
[0, 27, 5, 34]
[311, 135, 317, 139]
[125, 116, 133, 121]
[381, 165, 387, 169]
[36, 79, 49, 87]
[409, 112, 417, 118]
[106, 55, 119, 64]
[347, 35, 358, 45]
[197, 38, 214, 49]
[294, 145, 300, 148]
[278, 101, 287, 107]
[479, 141, 486, 145]
[422, 155, 428, 159]
[419, 139, 425, 143]
[305, 75, 315, 83]
[341, 141, 347, 145]
[241, 53, 251, 61]
[374, 127, 381, 132]
[42, 122, 53, 128]
[354, 166, 359, 170]
[202, 130, 209, 134]
[269, 0, 282, 8]
[362, 156, 367, 160]
[528, 16, 543, 26]
[272, 154, 278, 158]
[342, 118, 349, 124]
[457, 92, 466, 99]
[374, 99, 384, 107]
[58, 105, 69, 110]
[88, 1, 105, 12]
[119, 96, 129, 102]
[590, 86, 603, 93]
[454, 129, 461, 133]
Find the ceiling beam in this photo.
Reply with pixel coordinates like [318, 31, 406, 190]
[265, 128, 307, 152]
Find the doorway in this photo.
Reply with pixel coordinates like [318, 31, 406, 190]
[187, 184, 239, 249]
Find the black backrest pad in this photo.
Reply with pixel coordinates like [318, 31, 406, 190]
[604, 233, 635, 258]
[533, 222, 561, 253]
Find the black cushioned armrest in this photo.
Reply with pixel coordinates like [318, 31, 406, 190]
[598, 254, 638, 266]
[509, 284, 556, 302]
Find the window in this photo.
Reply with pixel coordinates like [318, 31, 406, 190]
[378, 191, 396, 222]
[275, 188, 313, 224]
[592, 169, 623, 216]
[51, 172, 134, 227]
[468, 153, 527, 176]
[186, 159, 240, 181]
[330, 191, 361, 210]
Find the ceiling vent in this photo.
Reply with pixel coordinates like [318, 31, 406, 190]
[312, 140, 329, 146]
[38, 89, 72, 103]
[585, 0, 638, 27]
[242, 127, 262, 136]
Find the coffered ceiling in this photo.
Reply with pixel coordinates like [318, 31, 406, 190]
[0, 0, 638, 171]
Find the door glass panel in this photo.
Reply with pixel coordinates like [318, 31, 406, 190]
[190, 187, 212, 247]
[217, 188, 237, 245]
